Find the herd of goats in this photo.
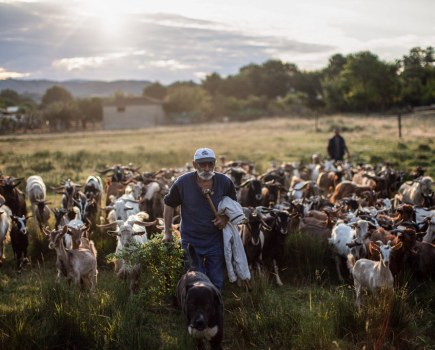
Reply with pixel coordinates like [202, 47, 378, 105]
[0, 157, 434, 304]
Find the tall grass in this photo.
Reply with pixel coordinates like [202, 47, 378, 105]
[1, 230, 434, 349]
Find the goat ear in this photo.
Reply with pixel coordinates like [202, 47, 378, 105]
[42, 226, 51, 236]
[369, 241, 379, 253]
[392, 241, 403, 251]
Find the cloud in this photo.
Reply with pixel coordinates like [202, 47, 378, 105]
[5, 1, 431, 83]
[0, 2, 337, 82]
[0, 66, 30, 79]
[52, 56, 106, 71]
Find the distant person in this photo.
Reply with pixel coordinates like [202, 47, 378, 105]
[327, 127, 350, 161]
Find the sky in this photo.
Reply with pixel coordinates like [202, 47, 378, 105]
[0, 0, 434, 84]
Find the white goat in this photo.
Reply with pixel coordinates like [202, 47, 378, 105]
[0, 199, 12, 265]
[328, 220, 372, 281]
[415, 207, 435, 225]
[61, 207, 83, 249]
[44, 225, 98, 292]
[26, 175, 51, 231]
[65, 219, 97, 256]
[422, 217, 435, 243]
[350, 240, 402, 308]
[99, 213, 154, 293]
[395, 176, 433, 207]
[84, 175, 104, 206]
[106, 193, 140, 222]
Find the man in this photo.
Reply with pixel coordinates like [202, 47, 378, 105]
[327, 127, 350, 161]
[162, 147, 237, 290]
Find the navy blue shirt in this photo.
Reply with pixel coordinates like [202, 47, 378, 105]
[327, 135, 347, 161]
[164, 171, 237, 252]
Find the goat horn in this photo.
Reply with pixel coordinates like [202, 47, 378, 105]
[96, 221, 120, 229]
[107, 230, 120, 237]
[97, 168, 114, 174]
[133, 220, 157, 227]
[238, 179, 251, 188]
[124, 198, 139, 204]
[10, 177, 24, 182]
[42, 226, 51, 236]
[122, 178, 134, 185]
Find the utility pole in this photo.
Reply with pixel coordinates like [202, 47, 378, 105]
[315, 93, 322, 132]
[397, 112, 402, 138]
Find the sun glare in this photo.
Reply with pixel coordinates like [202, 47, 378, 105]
[79, 0, 127, 34]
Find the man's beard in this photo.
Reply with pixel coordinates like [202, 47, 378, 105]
[197, 169, 215, 180]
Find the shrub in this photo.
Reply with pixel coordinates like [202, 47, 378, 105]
[107, 235, 184, 305]
[30, 161, 54, 173]
[417, 144, 431, 152]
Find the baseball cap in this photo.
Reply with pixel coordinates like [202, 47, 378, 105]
[193, 147, 216, 163]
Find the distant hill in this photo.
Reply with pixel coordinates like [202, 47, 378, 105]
[0, 79, 151, 101]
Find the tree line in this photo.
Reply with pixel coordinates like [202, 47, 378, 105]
[1, 46, 433, 132]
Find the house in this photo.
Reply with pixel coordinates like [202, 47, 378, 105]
[0, 106, 21, 134]
[102, 96, 166, 130]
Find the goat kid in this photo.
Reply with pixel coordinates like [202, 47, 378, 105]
[350, 240, 402, 308]
[44, 226, 98, 292]
[328, 220, 373, 282]
[0, 200, 12, 266]
[10, 215, 30, 271]
[99, 215, 155, 293]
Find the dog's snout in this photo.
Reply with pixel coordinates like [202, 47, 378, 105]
[193, 314, 206, 330]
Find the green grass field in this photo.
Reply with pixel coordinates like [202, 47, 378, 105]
[0, 114, 434, 349]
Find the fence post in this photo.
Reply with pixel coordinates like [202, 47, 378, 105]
[397, 113, 402, 138]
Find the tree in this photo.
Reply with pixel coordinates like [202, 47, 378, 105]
[323, 54, 347, 78]
[234, 60, 295, 99]
[321, 54, 348, 111]
[0, 89, 21, 106]
[219, 74, 252, 99]
[399, 46, 435, 106]
[41, 85, 73, 108]
[76, 98, 103, 129]
[164, 85, 213, 122]
[143, 82, 167, 100]
[322, 51, 400, 112]
[290, 70, 324, 110]
[42, 101, 79, 131]
[202, 73, 223, 96]
[255, 59, 295, 98]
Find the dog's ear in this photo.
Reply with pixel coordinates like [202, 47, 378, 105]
[213, 289, 224, 329]
[181, 288, 190, 317]
[177, 275, 189, 315]
[214, 289, 223, 310]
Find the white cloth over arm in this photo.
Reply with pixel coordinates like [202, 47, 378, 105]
[218, 196, 251, 283]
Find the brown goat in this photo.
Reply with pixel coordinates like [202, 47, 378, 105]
[317, 171, 342, 195]
[330, 181, 373, 204]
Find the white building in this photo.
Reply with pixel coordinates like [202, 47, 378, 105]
[102, 96, 165, 130]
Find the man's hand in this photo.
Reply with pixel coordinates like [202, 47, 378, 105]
[213, 214, 229, 230]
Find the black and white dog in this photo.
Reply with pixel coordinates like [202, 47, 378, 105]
[176, 244, 224, 350]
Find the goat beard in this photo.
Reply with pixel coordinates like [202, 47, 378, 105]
[197, 170, 215, 180]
